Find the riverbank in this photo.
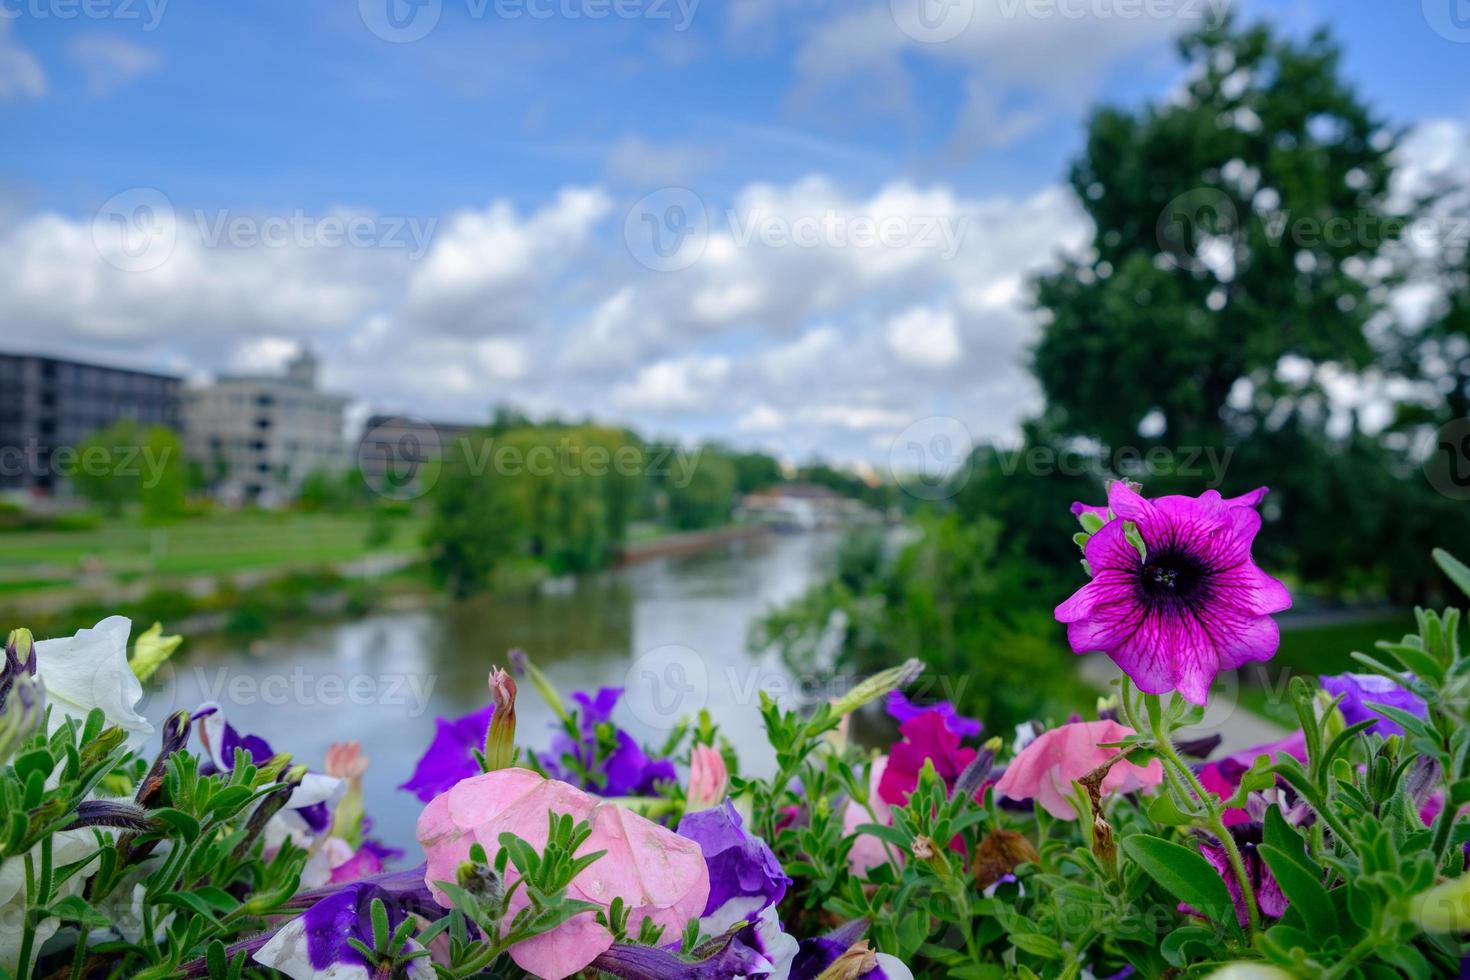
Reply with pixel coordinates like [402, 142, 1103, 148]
[617, 523, 768, 564]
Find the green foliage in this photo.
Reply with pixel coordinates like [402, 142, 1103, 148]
[662, 445, 737, 531]
[69, 421, 188, 523]
[423, 435, 522, 597]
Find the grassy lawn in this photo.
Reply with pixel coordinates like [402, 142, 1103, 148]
[1237, 613, 1418, 725]
[0, 511, 426, 588]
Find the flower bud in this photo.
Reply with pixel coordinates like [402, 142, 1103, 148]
[827, 659, 923, 720]
[686, 743, 727, 811]
[0, 670, 43, 765]
[484, 668, 517, 771]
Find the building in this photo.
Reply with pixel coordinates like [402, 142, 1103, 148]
[0, 351, 182, 497]
[737, 483, 879, 531]
[355, 415, 481, 500]
[183, 350, 349, 506]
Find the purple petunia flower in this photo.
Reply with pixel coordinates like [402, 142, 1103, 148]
[539, 687, 676, 797]
[1071, 486, 1267, 524]
[1194, 822, 1289, 928]
[254, 877, 437, 980]
[678, 799, 792, 934]
[884, 691, 981, 738]
[397, 703, 495, 802]
[1319, 673, 1428, 737]
[785, 920, 913, 980]
[1055, 483, 1291, 705]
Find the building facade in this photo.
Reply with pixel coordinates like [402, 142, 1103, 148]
[183, 351, 349, 506]
[355, 415, 480, 500]
[0, 352, 182, 497]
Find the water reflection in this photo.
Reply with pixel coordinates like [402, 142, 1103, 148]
[143, 530, 845, 849]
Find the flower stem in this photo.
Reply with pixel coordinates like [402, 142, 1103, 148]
[1145, 695, 1261, 933]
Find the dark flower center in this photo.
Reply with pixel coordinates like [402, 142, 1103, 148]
[1138, 549, 1208, 605]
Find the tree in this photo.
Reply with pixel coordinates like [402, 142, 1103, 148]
[664, 446, 737, 531]
[70, 421, 187, 522]
[423, 440, 521, 597]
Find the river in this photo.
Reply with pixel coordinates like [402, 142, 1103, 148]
[139, 530, 847, 850]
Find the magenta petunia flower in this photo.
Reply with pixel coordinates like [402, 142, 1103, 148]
[1070, 486, 1267, 524]
[1056, 483, 1291, 705]
[877, 711, 977, 808]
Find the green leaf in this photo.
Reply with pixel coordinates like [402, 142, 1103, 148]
[1260, 845, 1336, 938]
[1262, 806, 1316, 878]
[1433, 549, 1470, 599]
[1120, 834, 1240, 935]
[1146, 792, 1196, 826]
[1374, 642, 1444, 685]
[43, 895, 111, 929]
[1009, 933, 1064, 959]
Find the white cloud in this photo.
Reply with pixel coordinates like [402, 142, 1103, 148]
[0, 20, 45, 100]
[67, 36, 161, 96]
[886, 305, 962, 369]
[611, 354, 733, 414]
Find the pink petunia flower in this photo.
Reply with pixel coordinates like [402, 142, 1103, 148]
[993, 720, 1163, 820]
[1056, 483, 1291, 705]
[1070, 485, 1268, 523]
[842, 754, 898, 875]
[416, 767, 709, 980]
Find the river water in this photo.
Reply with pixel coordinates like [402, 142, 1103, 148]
[139, 530, 845, 850]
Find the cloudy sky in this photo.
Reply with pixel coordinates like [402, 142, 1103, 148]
[3, 0, 1468, 467]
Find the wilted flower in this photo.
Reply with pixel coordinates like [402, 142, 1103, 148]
[33, 616, 154, 739]
[417, 767, 709, 980]
[398, 703, 495, 802]
[677, 798, 791, 935]
[687, 743, 728, 812]
[1319, 672, 1427, 737]
[1056, 483, 1291, 705]
[993, 720, 1163, 820]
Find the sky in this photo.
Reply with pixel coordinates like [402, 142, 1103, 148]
[3, 0, 1469, 469]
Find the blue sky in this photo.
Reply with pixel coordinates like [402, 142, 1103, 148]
[3, 0, 1468, 466]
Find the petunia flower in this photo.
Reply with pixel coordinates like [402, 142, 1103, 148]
[416, 767, 709, 980]
[783, 919, 914, 980]
[195, 703, 345, 858]
[1193, 823, 1289, 928]
[539, 687, 677, 797]
[993, 720, 1163, 820]
[885, 691, 982, 738]
[1056, 483, 1291, 705]
[677, 798, 791, 935]
[1319, 673, 1427, 737]
[33, 616, 153, 740]
[842, 755, 898, 875]
[254, 879, 436, 980]
[877, 710, 977, 808]
[687, 743, 729, 812]
[398, 703, 495, 803]
[1071, 486, 1268, 524]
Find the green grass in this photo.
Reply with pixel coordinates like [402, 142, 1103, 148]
[1237, 614, 1417, 725]
[0, 511, 426, 583]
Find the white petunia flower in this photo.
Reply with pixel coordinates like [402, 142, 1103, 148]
[34, 617, 153, 740]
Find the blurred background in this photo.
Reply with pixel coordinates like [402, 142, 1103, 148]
[3, 0, 1469, 844]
